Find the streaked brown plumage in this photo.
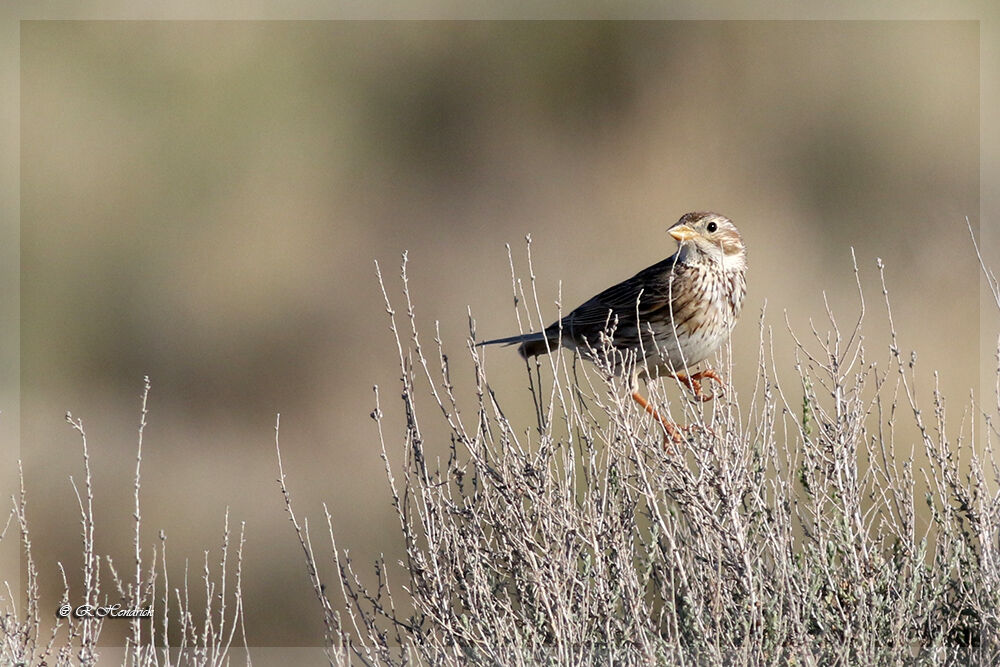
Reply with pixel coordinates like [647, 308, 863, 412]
[479, 211, 747, 443]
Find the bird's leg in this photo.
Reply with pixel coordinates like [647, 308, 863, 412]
[631, 391, 682, 451]
[672, 369, 725, 402]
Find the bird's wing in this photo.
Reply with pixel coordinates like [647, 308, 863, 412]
[552, 254, 681, 341]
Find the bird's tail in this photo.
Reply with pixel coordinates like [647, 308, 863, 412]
[477, 331, 556, 359]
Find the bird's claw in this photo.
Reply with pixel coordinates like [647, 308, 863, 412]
[674, 369, 726, 402]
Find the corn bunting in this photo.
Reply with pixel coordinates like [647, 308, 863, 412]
[479, 211, 747, 443]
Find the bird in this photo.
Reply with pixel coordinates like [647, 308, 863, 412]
[478, 211, 747, 445]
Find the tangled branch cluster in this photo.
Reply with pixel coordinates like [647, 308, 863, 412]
[287, 242, 999, 665]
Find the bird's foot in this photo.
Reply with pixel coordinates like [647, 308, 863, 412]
[631, 391, 682, 453]
[673, 369, 725, 402]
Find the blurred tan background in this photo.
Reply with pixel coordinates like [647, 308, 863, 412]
[14, 21, 981, 646]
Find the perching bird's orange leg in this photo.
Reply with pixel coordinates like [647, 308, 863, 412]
[631, 391, 682, 450]
[673, 369, 725, 402]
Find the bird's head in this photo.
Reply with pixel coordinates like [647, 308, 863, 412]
[668, 212, 746, 271]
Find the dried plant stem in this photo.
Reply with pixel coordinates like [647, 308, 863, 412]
[287, 234, 1000, 664]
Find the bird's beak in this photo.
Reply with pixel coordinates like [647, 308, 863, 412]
[669, 224, 697, 242]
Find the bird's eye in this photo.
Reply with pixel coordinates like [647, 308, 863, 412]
[706, 222, 717, 233]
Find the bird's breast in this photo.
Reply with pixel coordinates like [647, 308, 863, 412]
[642, 262, 746, 370]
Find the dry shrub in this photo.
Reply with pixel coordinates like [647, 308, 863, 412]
[1, 378, 249, 666]
[284, 232, 999, 665]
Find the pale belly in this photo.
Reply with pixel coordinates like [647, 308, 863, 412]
[642, 306, 731, 375]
